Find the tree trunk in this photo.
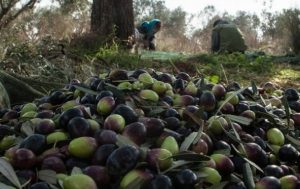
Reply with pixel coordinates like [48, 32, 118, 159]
[113, 0, 134, 41]
[91, 0, 114, 37]
[90, 0, 134, 43]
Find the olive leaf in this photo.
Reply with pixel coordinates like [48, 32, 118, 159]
[193, 118, 204, 145]
[83, 107, 92, 118]
[73, 85, 98, 95]
[183, 109, 204, 128]
[214, 87, 246, 115]
[125, 100, 137, 110]
[196, 77, 207, 90]
[58, 180, 64, 189]
[75, 96, 81, 104]
[231, 145, 264, 173]
[20, 179, 32, 189]
[213, 149, 231, 156]
[194, 107, 205, 120]
[254, 111, 278, 126]
[282, 95, 291, 127]
[148, 107, 165, 117]
[112, 79, 135, 83]
[251, 80, 258, 96]
[224, 114, 252, 126]
[242, 163, 255, 189]
[222, 125, 243, 145]
[286, 135, 300, 146]
[227, 118, 246, 155]
[161, 160, 193, 174]
[169, 153, 210, 162]
[38, 170, 57, 185]
[167, 58, 180, 74]
[227, 119, 241, 140]
[195, 171, 209, 179]
[116, 135, 138, 148]
[179, 132, 198, 152]
[123, 176, 145, 189]
[104, 83, 125, 100]
[0, 182, 16, 189]
[0, 158, 22, 189]
[230, 173, 243, 183]
[234, 149, 257, 171]
[206, 88, 247, 139]
[220, 64, 229, 85]
[266, 143, 277, 154]
[259, 94, 266, 107]
[20, 121, 35, 136]
[207, 115, 243, 145]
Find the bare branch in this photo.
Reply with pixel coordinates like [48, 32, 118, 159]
[0, 0, 19, 21]
[0, 0, 37, 30]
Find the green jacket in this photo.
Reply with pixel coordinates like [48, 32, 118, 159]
[212, 23, 247, 53]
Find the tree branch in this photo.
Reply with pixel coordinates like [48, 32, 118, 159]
[0, 0, 19, 22]
[0, 0, 37, 30]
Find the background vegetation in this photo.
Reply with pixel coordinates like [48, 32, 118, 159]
[0, 0, 299, 88]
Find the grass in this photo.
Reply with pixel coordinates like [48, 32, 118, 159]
[180, 54, 300, 89]
[1, 40, 300, 90]
[271, 65, 300, 88]
[82, 47, 300, 89]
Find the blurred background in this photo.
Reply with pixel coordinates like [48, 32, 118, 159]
[0, 0, 299, 55]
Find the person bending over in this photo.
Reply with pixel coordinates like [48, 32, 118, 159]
[135, 18, 162, 51]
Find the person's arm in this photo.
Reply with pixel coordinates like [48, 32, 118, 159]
[137, 23, 147, 34]
[211, 30, 220, 53]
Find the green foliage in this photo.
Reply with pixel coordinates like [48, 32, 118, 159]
[55, 0, 91, 14]
[191, 52, 275, 83]
[251, 54, 274, 72]
[133, 0, 167, 23]
[0, 0, 37, 31]
[164, 7, 187, 37]
[205, 75, 220, 84]
[92, 42, 145, 70]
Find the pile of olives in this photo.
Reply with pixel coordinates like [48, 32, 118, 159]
[0, 68, 300, 189]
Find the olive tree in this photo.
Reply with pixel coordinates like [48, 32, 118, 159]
[90, 0, 134, 43]
[0, 0, 38, 30]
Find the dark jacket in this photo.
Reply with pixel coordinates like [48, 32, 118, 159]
[211, 20, 247, 53]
